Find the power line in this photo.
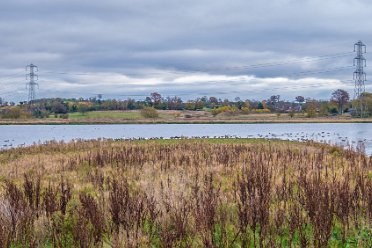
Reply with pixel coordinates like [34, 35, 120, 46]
[0, 79, 355, 101]
[1, 65, 352, 97]
[144, 52, 354, 75]
[0, 72, 25, 81]
[33, 66, 353, 98]
[37, 65, 353, 86]
[38, 51, 354, 77]
[59, 78, 354, 98]
[0, 49, 361, 102]
[206, 52, 354, 71]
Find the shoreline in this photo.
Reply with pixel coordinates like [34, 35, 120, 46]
[1, 118, 372, 125]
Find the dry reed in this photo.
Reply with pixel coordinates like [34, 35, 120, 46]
[0, 138, 371, 247]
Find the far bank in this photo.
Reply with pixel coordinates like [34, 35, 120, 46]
[1, 110, 372, 125]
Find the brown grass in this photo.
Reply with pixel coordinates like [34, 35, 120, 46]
[0, 138, 371, 247]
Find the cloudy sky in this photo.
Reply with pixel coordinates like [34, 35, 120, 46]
[0, 0, 371, 102]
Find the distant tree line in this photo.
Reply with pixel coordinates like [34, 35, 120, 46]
[0, 90, 371, 119]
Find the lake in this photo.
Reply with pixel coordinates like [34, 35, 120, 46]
[0, 123, 371, 154]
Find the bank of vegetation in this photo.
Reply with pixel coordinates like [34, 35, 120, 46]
[0, 139, 371, 247]
[1, 90, 372, 122]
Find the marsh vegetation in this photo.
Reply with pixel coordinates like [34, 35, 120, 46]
[0, 139, 371, 247]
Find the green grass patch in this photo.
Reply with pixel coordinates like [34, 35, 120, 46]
[68, 111, 143, 119]
[67, 111, 175, 120]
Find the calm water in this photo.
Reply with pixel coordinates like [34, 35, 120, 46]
[0, 123, 371, 154]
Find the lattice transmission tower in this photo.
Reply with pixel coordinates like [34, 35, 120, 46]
[26, 63, 38, 103]
[353, 41, 367, 117]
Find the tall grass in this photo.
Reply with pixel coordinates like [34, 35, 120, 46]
[0, 139, 371, 247]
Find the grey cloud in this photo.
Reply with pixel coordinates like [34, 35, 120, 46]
[0, 0, 371, 102]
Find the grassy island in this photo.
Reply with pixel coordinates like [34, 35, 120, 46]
[0, 139, 371, 247]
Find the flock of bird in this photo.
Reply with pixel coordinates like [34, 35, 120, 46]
[2, 131, 371, 154]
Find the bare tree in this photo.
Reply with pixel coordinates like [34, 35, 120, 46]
[331, 89, 349, 114]
[268, 95, 280, 110]
[150, 92, 162, 106]
[295, 96, 305, 104]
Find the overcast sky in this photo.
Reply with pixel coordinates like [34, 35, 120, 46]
[0, 0, 371, 102]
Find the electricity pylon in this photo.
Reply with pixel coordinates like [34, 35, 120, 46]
[353, 41, 367, 117]
[26, 63, 38, 104]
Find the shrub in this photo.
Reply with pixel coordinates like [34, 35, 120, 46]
[211, 106, 239, 116]
[252, 108, 271, 113]
[31, 109, 50, 118]
[60, 114, 69, 119]
[141, 107, 159, 118]
[241, 106, 250, 114]
[0, 107, 31, 119]
[307, 109, 316, 118]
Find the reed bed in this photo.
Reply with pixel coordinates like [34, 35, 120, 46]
[0, 138, 371, 247]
